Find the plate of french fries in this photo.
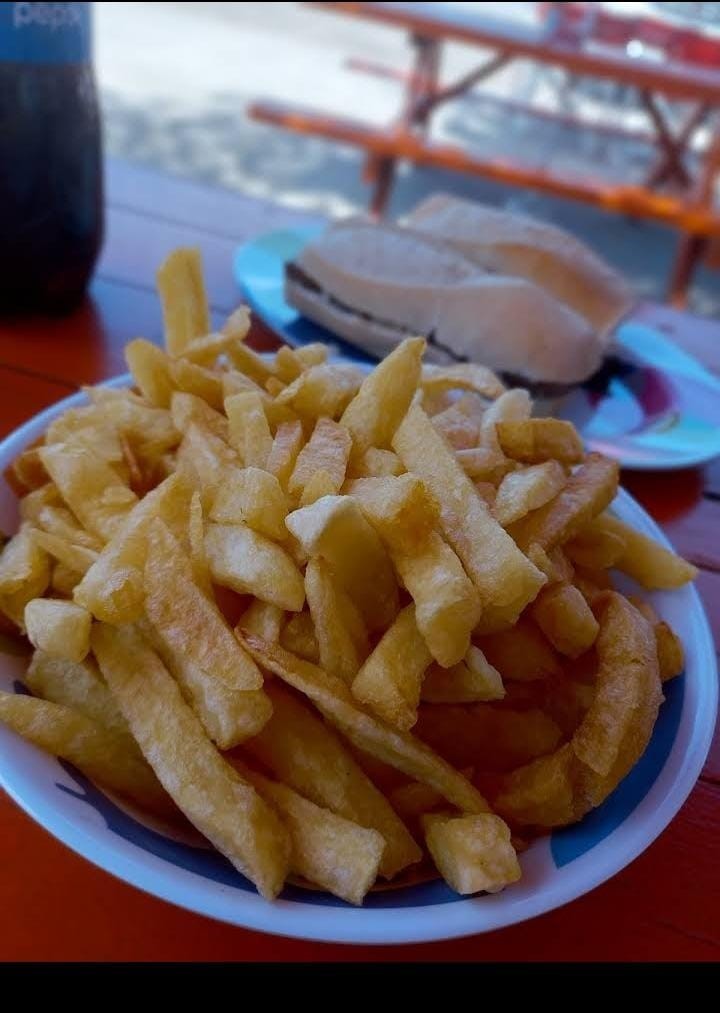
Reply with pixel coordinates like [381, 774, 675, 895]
[0, 248, 715, 944]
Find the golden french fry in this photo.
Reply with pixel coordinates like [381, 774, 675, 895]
[25, 650, 128, 735]
[275, 364, 363, 419]
[92, 623, 290, 899]
[305, 557, 367, 685]
[347, 447, 403, 479]
[230, 758, 384, 905]
[237, 599, 284, 643]
[0, 690, 173, 818]
[171, 391, 229, 442]
[421, 363, 505, 401]
[175, 421, 239, 509]
[179, 328, 238, 367]
[531, 582, 599, 658]
[289, 418, 352, 500]
[597, 514, 697, 589]
[351, 604, 431, 731]
[156, 247, 211, 356]
[30, 529, 98, 576]
[266, 419, 305, 491]
[239, 632, 489, 816]
[341, 337, 425, 459]
[9, 446, 48, 495]
[39, 443, 138, 543]
[510, 454, 619, 552]
[480, 388, 532, 453]
[423, 813, 520, 895]
[393, 403, 545, 614]
[493, 461, 566, 527]
[225, 392, 273, 469]
[73, 472, 194, 624]
[496, 419, 584, 465]
[415, 703, 562, 772]
[565, 518, 626, 570]
[50, 563, 83, 597]
[478, 618, 561, 682]
[421, 646, 505, 703]
[431, 405, 479, 451]
[455, 447, 509, 481]
[655, 621, 685, 682]
[20, 485, 101, 551]
[299, 470, 337, 507]
[0, 524, 51, 628]
[279, 610, 319, 663]
[286, 496, 398, 631]
[125, 338, 175, 409]
[205, 522, 305, 612]
[242, 682, 420, 879]
[210, 467, 288, 541]
[45, 406, 125, 465]
[24, 599, 91, 663]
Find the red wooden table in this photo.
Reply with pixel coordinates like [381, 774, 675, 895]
[0, 159, 718, 962]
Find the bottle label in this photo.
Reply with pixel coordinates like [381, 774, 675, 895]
[0, 2, 91, 63]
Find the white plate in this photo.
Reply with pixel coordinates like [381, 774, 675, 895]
[0, 375, 716, 944]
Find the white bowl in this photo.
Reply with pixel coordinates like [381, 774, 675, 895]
[0, 375, 716, 944]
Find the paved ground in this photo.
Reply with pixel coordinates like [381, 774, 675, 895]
[96, 1, 719, 314]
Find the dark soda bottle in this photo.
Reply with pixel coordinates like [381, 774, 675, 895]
[0, 2, 103, 314]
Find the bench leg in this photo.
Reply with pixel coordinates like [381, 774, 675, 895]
[667, 233, 708, 308]
[364, 155, 397, 218]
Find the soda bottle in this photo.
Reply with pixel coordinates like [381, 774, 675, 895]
[0, 2, 103, 314]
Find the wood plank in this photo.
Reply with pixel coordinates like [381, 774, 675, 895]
[0, 777, 716, 960]
[106, 158, 321, 242]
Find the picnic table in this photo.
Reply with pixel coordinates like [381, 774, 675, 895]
[249, 1, 720, 305]
[0, 159, 717, 961]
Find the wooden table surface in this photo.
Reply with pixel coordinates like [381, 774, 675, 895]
[0, 159, 718, 962]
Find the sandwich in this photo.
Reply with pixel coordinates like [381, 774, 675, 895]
[403, 193, 635, 337]
[284, 218, 614, 397]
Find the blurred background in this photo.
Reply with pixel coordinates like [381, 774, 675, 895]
[96, 1, 720, 314]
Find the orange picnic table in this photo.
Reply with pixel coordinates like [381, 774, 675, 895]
[0, 159, 718, 961]
[250, 1, 720, 306]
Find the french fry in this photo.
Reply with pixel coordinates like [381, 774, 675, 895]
[175, 421, 239, 509]
[423, 813, 520, 895]
[50, 563, 83, 597]
[431, 405, 480, 450]
[565, 517, 626, 570]
[210, 467, 288, 541]
[655, 621, 685, 682]
[73, 472, 194, 624]
[20, 485, 101, 551]
[39, 443, 138, 543]
[393, 403, 545, 617]
[24, 599, 91, 663]
[496, 418, 584, 465]
[341, 337, 425, 459]
[170, 356, 227, 414]
[30, 529, 98, 576]
[510, 454, 619, 552]
[145, 519, 264, 693]
[596, 514, 697, 589]
[530, 582, 599, 658]
[478, 618, 561, 682]
[347, 447, 403, 479]
[289, 418, 352, 500]
[266, 419, 305, 491]
[421, 363, 505, 401]
[493, 461, 566, 527]
[280, 610, 319, 663]
[305, 557, 367, 685]
[455, 447, 509, 481]
[0, 690, 173, 818]
[299, 470, 337, 507]
[351, 604, 431, 730]
[242, 682, 421, 879]
[0, 524, 51, 628]
[275, 364, 363, 419]
[286, 496, 398, 631]
[230, 758, 385, 905]
[171, 391, 229, 442]
[45, 406, 125, 466]
[9, 446, 48, 495]
[237, 599, 284, 643]
[273, 346, 304, 384]
[480, 388, 532, 453]
[156, 247, 211, 356]
[239, 632, 489, 816]
[25, 651, 129, 736]
[178, 329, 237, 367]
[415, 703, 563, 772]
[92, 624, 290, 899]
[225, 392, 273, 469]
[205, 522, 305, 612]
[421, 646, 505, 704]
[125, 338, 175, 409]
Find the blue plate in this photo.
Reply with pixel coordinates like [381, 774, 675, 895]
[235, 227, 720, 470]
